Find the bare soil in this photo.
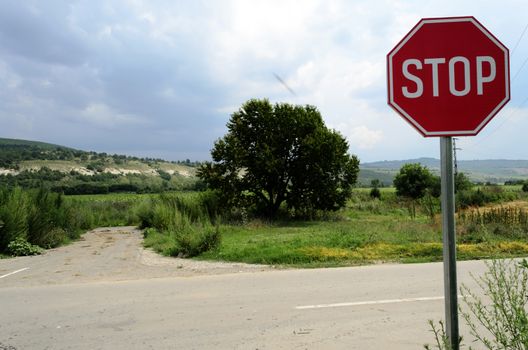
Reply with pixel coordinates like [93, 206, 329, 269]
[0, 227, 273, 287]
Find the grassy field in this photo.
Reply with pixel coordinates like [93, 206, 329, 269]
[127, 188, 528, 267]
[3, 186, 517, 265]
[65, 192, 156, 202]
[199, 205, 528, 267]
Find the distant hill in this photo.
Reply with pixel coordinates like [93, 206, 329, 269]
[0, 137, 198, 171]
[3, 138, 527, 189]
[362, 157, 440, 170]
[0, 137, 75, 150]
[359, 158, 528, 186]
[0, 137, 200, 194]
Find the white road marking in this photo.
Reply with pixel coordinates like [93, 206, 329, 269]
[296, 296, 447, 310]
[0, 267, 29, 279]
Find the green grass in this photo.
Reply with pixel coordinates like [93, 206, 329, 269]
[501, 185, 523, 192]
[60, 190, 528, 267]
[198, 220, 528, 268]
[65, 192, 156, 202]
[196, 193, 528, 267]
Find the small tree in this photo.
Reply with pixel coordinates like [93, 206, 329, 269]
[455, 172, 473, 193]
[393, 163, 434, 218]
[522, 182, 528, 193]
[370, 179, 381, 199]
[197, 99, 360, 218]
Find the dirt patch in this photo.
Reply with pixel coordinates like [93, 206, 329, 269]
[0, 227, 274, 287]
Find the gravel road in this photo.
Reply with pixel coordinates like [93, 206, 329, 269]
[0, 226, 273, 287]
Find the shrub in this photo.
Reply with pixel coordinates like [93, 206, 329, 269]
[425, 259, 528, 349]
[140, 194, 222, 257]
[461, 259, 528, 349]
[27, 188, 65, 247]
[0, 187, 100, 254]
[173, 222, 222, 258]
[457, 186, 518, 209]
[143, 222, 221, 258]
[369, 187, 381, 199]
[137, 199, 155, 229]
[7, 237, 42, 256]
[0, 187, 29, 252]
[157, 169, 171, 181]
[198, 190, 224, 221]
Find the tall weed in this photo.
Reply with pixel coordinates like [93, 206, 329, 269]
[27, 188, 67, 248]
[425, 259, 528, 349]
[0, 187, 28, 251]
[141, 193, 221, 257]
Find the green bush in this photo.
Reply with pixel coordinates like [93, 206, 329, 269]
[461, 259, 528, 349]
[457, 187, 518, 209]
[144, 223, 221, 258]
[27, 188, 67, 248]
[369, 187, 381, 199]
[173, 221, 221, 257]
[425, 259, 528, 349]
[137, 199, 155, 229]
[0, 186, 99, 253]
[0, 187, 29, 251]
[458, 223, 489, 244]
[198, 190, 224, 221]
[7, 237, 42, 256]
[140, 193, 222, 257]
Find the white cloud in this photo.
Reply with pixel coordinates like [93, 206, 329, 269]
[1, 0, 528, 161]
[0, 60, 21, 89]
[335, 124, 384, 150]
[77, 103, 148, 129]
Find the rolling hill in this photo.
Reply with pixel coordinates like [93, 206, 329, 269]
[2, 138, 527, 189]
[359, 157, 528, 185]
[0, 137, 199, 194]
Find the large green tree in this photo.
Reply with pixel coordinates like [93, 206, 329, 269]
[197, 99, 360, 217]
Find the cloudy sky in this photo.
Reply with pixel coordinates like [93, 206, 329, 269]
[1, 0, 527, 162]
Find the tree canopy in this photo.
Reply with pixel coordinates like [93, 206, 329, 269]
[393, 163, 434, 200]
[393, 163, 436, 218]
[197, 99, 360, 217]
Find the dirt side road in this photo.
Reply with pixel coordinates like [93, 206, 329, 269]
[0, 227, 272, 287]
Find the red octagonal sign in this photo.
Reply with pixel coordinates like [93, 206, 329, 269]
[387, 16, 510, 136]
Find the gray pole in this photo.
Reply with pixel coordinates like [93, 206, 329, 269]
[440, 136, 459, 350]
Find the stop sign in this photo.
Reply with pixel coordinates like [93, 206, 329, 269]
[387, 16, 510, 136]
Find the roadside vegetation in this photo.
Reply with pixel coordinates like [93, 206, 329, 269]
[139, 192, 221, 258]
[196, 186, 528, 267]
[425, 258, 528, 349]
[0, 186, 140, 256]
[3, 176, 527, 262]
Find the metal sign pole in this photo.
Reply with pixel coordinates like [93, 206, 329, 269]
[440, 136, 459, 350]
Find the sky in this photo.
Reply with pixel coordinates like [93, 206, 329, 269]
[1, 0, 528, 163]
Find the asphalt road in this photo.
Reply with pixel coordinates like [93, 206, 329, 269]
[0, 228, 491, 349]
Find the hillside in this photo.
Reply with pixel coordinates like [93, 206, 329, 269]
[0, 137, 75, 150]
[3, 138, 528, 190]
[359, 158, 528, 185]
[0, 138, 199, 194]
